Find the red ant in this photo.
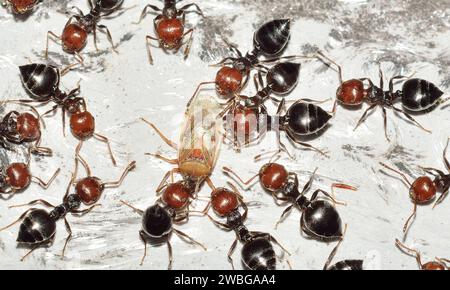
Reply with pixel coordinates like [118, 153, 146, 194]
[2, 0, 40, 14]
[396, 239, 449, 270]
[380, 138, 450, 236]
[135, 0, 204, 64]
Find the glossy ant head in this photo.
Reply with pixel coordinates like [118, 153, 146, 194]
[259, 163, 289, 192]
[75, 177, 104, 205]
[62, 23, 89, 53]
[162, 182, 191, 210]
[210, 187, 239, 217]
[336, 79, 368, 106]
[5, 163, 32, 191]
[409, 176, 437, 203]
[16, 112, 41, 141]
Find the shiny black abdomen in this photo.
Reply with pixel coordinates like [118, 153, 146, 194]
[253, 19, 291, 56]
[17, 209, 56, 244]
[327, 260, 364, 270]
[241, 238, 276, 270]
[285, 102, 332, 136]
[142, 204, 173, 239]
[266, 62, 300, 95]
[301, 200, 343, 241]
[19, 64, 60, 100]
[401, 78, 443, 111]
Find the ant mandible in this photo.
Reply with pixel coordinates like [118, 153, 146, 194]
[135, 0, 204, 64]
[317, 51, 448, 141]
[18, 63, 118, 165]
[45, 0, 127, 63]
[0, 146, 136, 260]
[202, 182, 291, 270]
[0, 148, 60, 199]
[2, 0, 40, 14]
[0, 101, 52, 156]
[120, 183, 207, 269]
[396, 239, 449, 270]
[224, 162, 356, 241]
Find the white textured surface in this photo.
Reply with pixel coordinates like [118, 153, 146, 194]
[0, 0, 449, 269]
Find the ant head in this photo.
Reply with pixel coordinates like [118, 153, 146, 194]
[142, 204, 173, 239]
[409, 176, 437, 203]
[9, 0, 38, 14]
[75, 177, 103, 205]
[162, 182, 191, 210]
[211, 187, 239, 217]
[259, 163, 288, 192]
[336, 79, 366, 106]
[215, 66, 243, 96]
[16, 112, 41, 141]
[5, 163, 31, 190]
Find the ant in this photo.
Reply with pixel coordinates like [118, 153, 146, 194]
[2, 0, 40, 14]
[317, 52, 448, 141]
[0, 149, 60, 199]
[17, 63, 117, 165]
[45, 0, 127, 63]
[141, 93, 222, 195]
[323, 225, 364, 270]
[202, 182, 290, 270]
[120, 187, 207, 269]
[209, 19, 292, 97]
[0, 145, 136, 260]
[224, 163, 356, 241]
[0, 101, 52, 155]
[380, 138, 450, 236]
[135, 0, 204, 64]
[396, 239, 449, 270]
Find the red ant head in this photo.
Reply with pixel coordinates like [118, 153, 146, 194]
[215, 66, 243, 96]
[9, 0, 38, 14]
[75, 177, 103, 205]
[156, 17, 184, 48]
[422, 261, 446, 270]
[62, 23, 88, 53]
[162, 182, 191, 210]
[336, 79, 367, 106]
[211, 188, 239, 217]
[70, 111, 95, 140]
[5, 163, 31, 190]
[410, 176, 436, 203]
[259, 163, 288, 192]
[16, 112, 40, 141]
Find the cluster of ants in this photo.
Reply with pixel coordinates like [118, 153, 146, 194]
[1, 0, 450, 270]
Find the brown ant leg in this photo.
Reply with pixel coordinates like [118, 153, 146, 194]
[9, 199, 55, 209]
[311, 189, 347, 206]
[381, 106, 391, 142]
[316, 51, 343, 84]
[186, 81, 216, 108]
[93, 133, 117, 166]
[45, 31, 61, 59]
[73, 52, 84, 65]
[182, 28, 194, 60]
[102, 161, 136, 188]
[92, 24, 100, 52]
[251, 231, 291, 256]
[275, 204, 295, 229]
[353, 103, 377, 131]
[379, 162, 412, 187]
[444, 137, 450, 170]
[391, 105, 432, 133]
[207, 214, 230, 230]
[141, 118, 178, 149]
[222, 167, 259, 189]
[60, 218, 72, 260]
[323, 224, 348, 270]
[21, 244, 41, 261]
[167, 240, 173, 270]
[179, 3, 204, 16]
[403, 202, 417, 236]
[173, 228, 207, 251]
[145, 35, 160, 65]
[97, 24, 118, 53]
[395, 239, 423, 268]
[120, 200, 144, 215]
[71, 204, 101, 215]
[0, 208, 37, 232]
[75, 141, 92, 176]
[134, 4, 161, 24]
[32, 168, 61, 189]
[227, 237, 239, 270]
[138, 231, 148, 266]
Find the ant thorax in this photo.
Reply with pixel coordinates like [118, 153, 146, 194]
[435, 175, 450, 192]
[282, 181, 300, 199]
[163, 6, 177, 18]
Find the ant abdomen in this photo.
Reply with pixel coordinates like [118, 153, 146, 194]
[17, 209, 56, 244]
[301, 200, 343, 241]
[401, 78, 444, 111]
[253, 19, 291, 56]
[241, 238, 276, 270]
[142, 205, 173, 240]
[285, 102, 332, 136]
[96, 0, 124, 12]
[266, 62, 300, 95]
[19, 64, 60, 100]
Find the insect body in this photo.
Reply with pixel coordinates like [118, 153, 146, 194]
[396, 239, 449, 270]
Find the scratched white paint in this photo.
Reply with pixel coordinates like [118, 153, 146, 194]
[0, 0, 449, 270]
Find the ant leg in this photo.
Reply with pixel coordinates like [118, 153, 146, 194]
[444, 138, 450, 171]
[93, 133, 117, 166]
[419, 166, 445, 177]
[156, 168, 181, 193]
[145, 35, 160, 65]
[331, 183, 357, 202]
[250, 231, 291, 256]
[62, 172, 75, 202]
[0, 208, 37, 232]
[395, 239, 423, 268]
[389, 75, 409, 93]
[186, 81, 216, 108]
[379, 162, 412, 187]
[434, 190, 449, 209]
[133, 4, 161, 24]
[167, 240, 173, 270]
[138, 231, 148, 266]
[182, 29, 194, 60]
[75, 141, 92, 176]
[120, 200, 144, 215]
[9, 199, 55, 209]
[403, 202, 417, 235]
[254, 149, 283, 162]
[71, 204, 101, 215]
[45, 31, 61, 59]
[20, 244, 41, 262]
[222, 167, 259, 189]
[381, 106, 391, 142]
[275, 204, 295, 229]
[31, 136, 53, 156]
[316, 51, 343, 84]
[206, 214, 231, 230]
[93, 24, 99, 52]
[60, 218, 72, 260]
[32, 168, 61, 189]
[219, 36, 243, 58]
[300, 168, 318, 195]
[102, 161, 136, 188]
[311, 189, 347, 206]
[173, 228, 207, 251]
[209, 57, 236, 67]
[353, 103, 377, 131]
[179, 3, 204, 16]
[97, 24, 118, 53]
[287, 136, 329, 157]
[390, 105, 432, 133]
[227, 237, 239, 270]
[323, 224, 348, 270]
[378, 64, 384, 89]
[141, 118, 178, 149]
